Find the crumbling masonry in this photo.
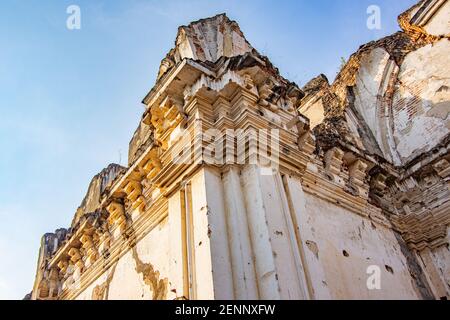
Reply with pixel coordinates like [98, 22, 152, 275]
[29, 0, 450, 300]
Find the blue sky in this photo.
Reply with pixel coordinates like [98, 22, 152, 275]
[0, 0, 417, 299]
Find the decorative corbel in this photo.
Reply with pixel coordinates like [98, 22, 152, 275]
[68, 248, 81, 263]
[48, 268, 60, 299]
[80, 234, 98, 266]
[60, 262, 76, 291]
[348, 159, 369, 197]
[243, 74, 254, 90]
[288, 115, 316, 155]
[300, 133, 316, 155]
[258, 81, 273, 108]
[433, 159, 450, 191]
[142, 147, 162, 181]
[370, 173, 388, 195]
[142, 108, 153, 126]
[106, 201, 127, 232]
[151, 96, 185, 150]
[68, 247, 84, 271]
[123, 180, 146, 213]
[57, 259, 69, 276]
[80, 234, 93, 249]
[433, 159, 450, 178]
[98, 231, 111, 257]
[324, 147, 344, 177]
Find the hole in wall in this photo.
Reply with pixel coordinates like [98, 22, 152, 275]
[385, 265, 394, 274]
[342, 250, 349, 257]
[306, 240, 319, 259]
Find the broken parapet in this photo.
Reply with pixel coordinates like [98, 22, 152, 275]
[304, 0, 449, 165]
[156, 13, 254, 81]
[71, 163, 126, 227]
[30, 228, 68, 300]
[30, 163, 126, 299]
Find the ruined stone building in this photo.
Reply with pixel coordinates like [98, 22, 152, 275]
[29, 0, 449, 300]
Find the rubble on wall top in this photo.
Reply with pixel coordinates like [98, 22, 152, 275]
[143, 13, 303, 109]
[71, 163, 126, 228]
[302, 74, 329, 95]
[156, 13, 254, 81]
[305, 0, 449, 163]
[332, 0, 449, 100]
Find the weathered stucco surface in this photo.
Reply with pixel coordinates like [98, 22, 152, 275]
[422, 0, 450, 36]
[29, 0, 450, 300]
[72, 218, 171, 300]
[392, 39, 450, 163]
[300, 192, 421, 299]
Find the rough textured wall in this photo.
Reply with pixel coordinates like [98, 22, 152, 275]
[352, 47, 394, 161]
[30, 230, 68, 300]
[392, 39, 450, 163]
[420, 0, 450, 36]
[416, 244, 450, 299]
[175, 13, 253, 63]
[72, 164, 126, 227]
[74, 218, 170, 300]
[128, 122, 153, 166]
[166, 166, 429, 300]
[349, 39, 450, 165]
[156, 13, 254, 81]
[299, 191, 425, 299]
[308, 0, 450, 166]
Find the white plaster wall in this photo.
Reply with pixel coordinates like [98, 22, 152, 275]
[257, 172, 309, 299]
[239, 166, 310, 299]
[423, 1, 450, 36]
[295, 185, 421, 299]
[428, 245, 450, 297]
[71, 166, 431, 300]
[176, 166, 311, 300]
[187, 166, 423, 300]
[283, 175, 423, 299]
[74, 250, 151, 300]
[429, 246, 450, 285]
[222, 167, 259, 299]
[106, 250, 152, 300]
[168, 190, 186, 299]
[392, 39, 450, 163]
[190, 167, 234, 299]
[351, 39, 450, 165]
[75, 269, 110, 300]
[74, 218, 171, 300]
[353, 48, 393, 160]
